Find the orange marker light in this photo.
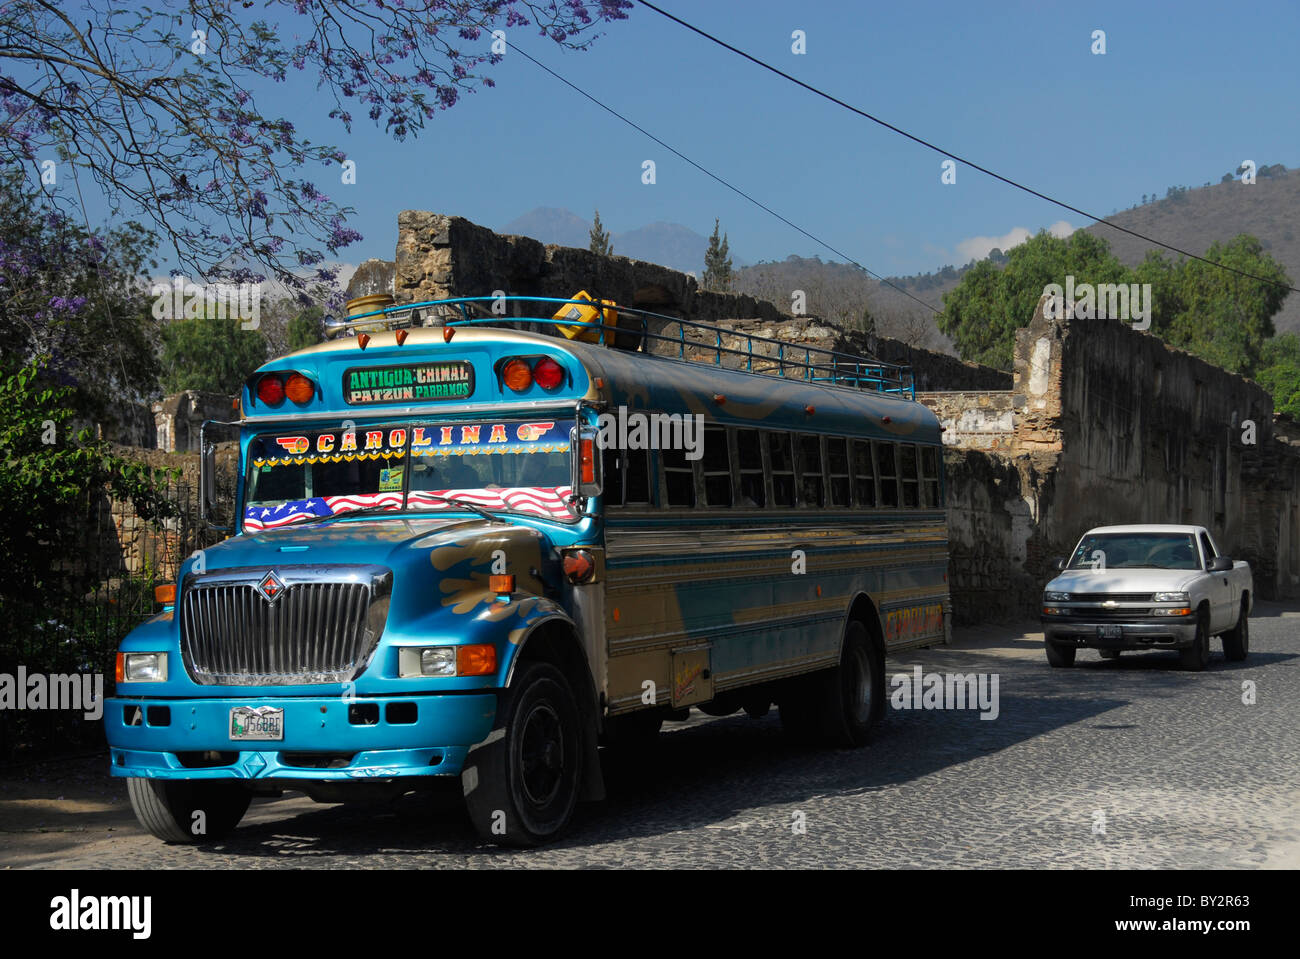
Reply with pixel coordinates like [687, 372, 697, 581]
[357, 333, 371, 350]
[457, 644, 497, 676]
[502, 358, 532, 392]
[395, 328, 409, 346]
[154, 584, 176, 605]
[580, 437, 596, 485]
[115, 652, 125, 684]
[563, 550, 595, 584]
[284, 373, 314, 404]
[489, 574, 515, 595]
[443, 326, 456, 343]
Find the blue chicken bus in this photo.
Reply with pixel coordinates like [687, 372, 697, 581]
[105, 295, 950, 846]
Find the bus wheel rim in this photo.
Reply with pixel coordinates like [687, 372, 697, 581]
[518, 701, 564, 806]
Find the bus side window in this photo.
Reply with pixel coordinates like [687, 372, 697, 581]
[826, 436, 851, 507]
[852, 439, 876, 508]
[735, 428, 766, 508]
[624, 448, 652, 505]
[876, 441, 899, 508]
[767, 432, 796, 507]
[899, 444, 919, 508]
[702, 425, 732, 507]
[797, 434, 825, 507]
[662, 446, 696, 508]
[602, 447, 624, 506]
[921, 445, 941, 508]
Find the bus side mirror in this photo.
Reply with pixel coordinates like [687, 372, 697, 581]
[200, 420, 231, 532]
[572, 426, 603, 499]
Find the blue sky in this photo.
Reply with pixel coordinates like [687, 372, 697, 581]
[74, 0, 1300, 279]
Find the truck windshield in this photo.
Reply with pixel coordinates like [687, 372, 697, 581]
[1068, 532, 1200, 570]
[243, 417, 575, 530]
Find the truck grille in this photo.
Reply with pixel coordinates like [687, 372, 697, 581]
[179, 566, 392, 685]
[1063, 593, 1155, 603]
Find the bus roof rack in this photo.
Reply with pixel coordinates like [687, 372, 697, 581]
[325, 295, 915, 399]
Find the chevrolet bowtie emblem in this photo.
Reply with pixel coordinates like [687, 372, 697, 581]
[257, 570, 286, 603]
[1103, 600, 1118, 608]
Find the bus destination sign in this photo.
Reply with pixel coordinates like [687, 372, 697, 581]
[343, 361, 474, 405]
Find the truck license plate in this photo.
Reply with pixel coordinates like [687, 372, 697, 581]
[1097, 625, 1122, 640]
[230, 706, 284, 741]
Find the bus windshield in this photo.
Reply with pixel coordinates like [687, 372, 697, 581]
[243, 417, 575, 530]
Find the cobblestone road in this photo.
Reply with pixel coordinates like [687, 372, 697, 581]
[4, 604, 1298, 869]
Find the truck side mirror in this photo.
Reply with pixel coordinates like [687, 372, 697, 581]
[1055, 558, 1066, 571]
[1208, 556, 1232, 572]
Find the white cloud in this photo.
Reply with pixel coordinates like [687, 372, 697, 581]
[955, 220, 1076, 262]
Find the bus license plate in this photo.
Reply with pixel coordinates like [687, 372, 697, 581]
[230, 706, 284, 741]
[1097, 625, 1122, 640]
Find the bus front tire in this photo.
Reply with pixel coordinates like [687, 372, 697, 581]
[462, 661, 583, 848]
[126, 777, 251, 843]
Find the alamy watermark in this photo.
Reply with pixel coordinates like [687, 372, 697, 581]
[1042, 275, 1151, 330]
[890, 666, 1000, 720]
[151, 275, 261, 329]
[594, 406, 704, 460]
[0, 667, 103, 720]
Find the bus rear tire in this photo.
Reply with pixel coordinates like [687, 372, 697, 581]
[779, 621, 878, 748]
[126, 777, 250, 843]
[462, 661, 583, 847]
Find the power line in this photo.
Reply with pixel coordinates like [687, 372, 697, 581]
[635, 0, 1300, 297]
[508, 42, 944, 317]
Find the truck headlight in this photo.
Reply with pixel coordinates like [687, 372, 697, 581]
[1044, 591, 1071, 602]
[1153, 591, 1189, 603]
[116, 652, 168, 683]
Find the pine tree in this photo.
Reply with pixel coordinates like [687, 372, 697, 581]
[589, 209, 614, 257]
[702, 218, 733, 292]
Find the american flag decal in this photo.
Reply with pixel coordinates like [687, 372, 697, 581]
[244, 487, 573, 529]
[244, 492, 403, 530]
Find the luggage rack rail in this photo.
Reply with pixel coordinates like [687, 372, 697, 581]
[330, 295, 915, 399]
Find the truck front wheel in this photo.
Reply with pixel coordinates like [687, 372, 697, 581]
[126, 777, 251, 843]
[1045, 638, 1076, 668]
[1221, 600, 1250, 662]
[1179, 611, 1212, 671]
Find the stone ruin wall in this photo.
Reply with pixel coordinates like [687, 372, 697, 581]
[356, 211, 1300, 619]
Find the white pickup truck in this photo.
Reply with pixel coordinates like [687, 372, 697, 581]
[1040, 524, 1252, 670]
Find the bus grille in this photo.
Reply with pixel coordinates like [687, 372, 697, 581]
[180, 567, 392, 686]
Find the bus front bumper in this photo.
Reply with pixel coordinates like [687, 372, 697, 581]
[104, 693, 497, 780]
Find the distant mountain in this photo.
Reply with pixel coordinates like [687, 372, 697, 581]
[501, 207, 592, 250]
[500, 207, 744, 275]
[1085, 166, 1299, 333]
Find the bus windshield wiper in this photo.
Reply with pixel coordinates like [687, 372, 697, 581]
[293, 504, 405, 526]
[408, 493, 503, 524]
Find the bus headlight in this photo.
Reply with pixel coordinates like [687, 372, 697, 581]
[399, 647, 456, 677]
[398, 645, 497, 677]
[116, 652, 168, 683]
